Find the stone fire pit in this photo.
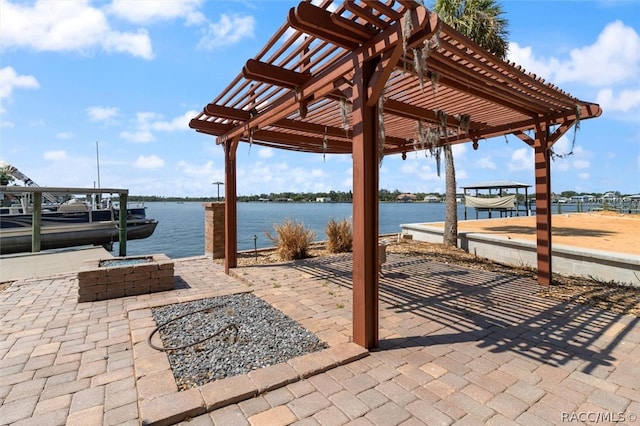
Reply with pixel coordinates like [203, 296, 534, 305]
[77, 253, 174, 302]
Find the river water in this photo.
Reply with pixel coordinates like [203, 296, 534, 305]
[115, 201, 578, 259]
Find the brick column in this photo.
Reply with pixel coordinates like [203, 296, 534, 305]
[203, 202, 225, 259]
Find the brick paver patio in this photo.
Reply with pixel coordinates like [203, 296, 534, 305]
[1, 251, 638, 425]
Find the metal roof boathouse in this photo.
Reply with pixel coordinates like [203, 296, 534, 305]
[190, 0, 601, 349]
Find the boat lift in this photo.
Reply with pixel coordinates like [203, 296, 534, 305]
[0, 162, 59, 205]
[0, 186, 130, 256]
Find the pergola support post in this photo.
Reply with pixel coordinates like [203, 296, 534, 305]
[224, 139, 239, 274]
[31, 191, 42, 253]
[534, 124, 552, 286]
[352, 58, 379, 349]
[119, 192, 127, 256]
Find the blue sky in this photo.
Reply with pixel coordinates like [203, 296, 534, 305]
[1, 0, 639, 197]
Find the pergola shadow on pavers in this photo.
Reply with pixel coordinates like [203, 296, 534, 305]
[190, 0, 602, 348]
[287, 253, 640, 376]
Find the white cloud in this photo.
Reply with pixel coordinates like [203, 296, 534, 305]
[120, 130, 155, 143]
[596, 88, 640, 113]
[197, 14, 255, 50]
[417, 163, 441, 181]
[177, 160, 215, 176]
[0, 66, 39, 114]
[400, 162, 418, 174]
[0, 0, 153, 59]
[121, 110, 194, 143]
[107, 0, 205, 25]
[508, 20, 640, 87]
[151, 110, 198, 132]
[87, 106, 119, 123]
[578, 172, 590, 180]
[451, 143, 467, 158]
[573, 159, 590, 170]
[258, 148, 273, 158]
[56, 132, 75, 140]
[43, 150, 68, 161]
[103, 29, 153, 59]
[475, 156, 496, 169]
[134, 155, 164, 169]
[509, 148, 533, 171]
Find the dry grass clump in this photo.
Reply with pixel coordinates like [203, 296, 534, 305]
[325, 218, 353, 253]
[266, 219, 315, 261]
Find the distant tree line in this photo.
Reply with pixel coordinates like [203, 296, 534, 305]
[123, 189, 633, 203]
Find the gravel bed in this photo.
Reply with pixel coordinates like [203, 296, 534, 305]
[150, 293, 328, 390]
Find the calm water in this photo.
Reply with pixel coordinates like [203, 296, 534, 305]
[115, 201, 577, 259]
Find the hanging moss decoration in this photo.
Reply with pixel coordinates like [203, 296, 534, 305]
[436, 109, 448, 143]
[378, 96, 385, 167]
[454, 114, 471, 134]
[322, 126, 328, 162]
[433, 146, 442, 177]
[416, 120, 426, 151]
[412, 42, 433, 92]
[340, 98, 352, 137]
[551, 106, 581, 160]
[402, 10, 414, 54]
[413, 48, 425, 91]
[430, 22, 441, 51]
[430, 71, 440, 94]
[416, 120, 440, 152]
[565, 104, 581, 157]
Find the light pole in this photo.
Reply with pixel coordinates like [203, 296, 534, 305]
[212, 181, 224, 202]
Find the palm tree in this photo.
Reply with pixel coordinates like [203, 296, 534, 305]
[432, 0, 509, 246]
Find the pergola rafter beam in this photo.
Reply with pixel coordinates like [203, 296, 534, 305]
[344, 2, 390, 29]
[204, 104, 251, 121]
[189, 119, 234, 136]
[458, 104, 598, 144]
[288, 2, 368, 49]
[243, 59, 312, 89]
[384, 99, 483, 131]
[251, 129, 351, 153]
[272, 117, 409, 147]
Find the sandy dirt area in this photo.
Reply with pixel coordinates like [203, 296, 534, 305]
[427, 211, 639, 256]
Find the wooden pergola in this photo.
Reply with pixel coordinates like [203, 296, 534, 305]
[190, 0, 601, 349]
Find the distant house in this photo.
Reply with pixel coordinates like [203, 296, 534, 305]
[397, 193, 417, 202]
[316, 197, 332, 203]
[423, 195, 440, 203]
[570, 195, 595, 203]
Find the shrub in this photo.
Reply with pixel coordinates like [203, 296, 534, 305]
[325, 218, 353, 253]
[266, 219, 316, 261]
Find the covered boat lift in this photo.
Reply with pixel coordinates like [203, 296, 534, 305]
[190, 0, 601, 348]
[462, 180, 532, 219]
